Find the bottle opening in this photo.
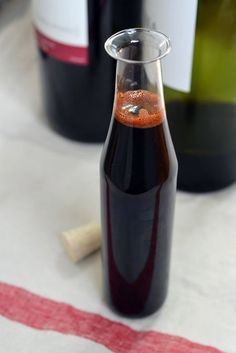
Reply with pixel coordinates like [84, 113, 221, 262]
[105, 28, 171, 64]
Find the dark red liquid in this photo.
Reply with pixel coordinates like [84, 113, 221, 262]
[100, 90, 177, 317]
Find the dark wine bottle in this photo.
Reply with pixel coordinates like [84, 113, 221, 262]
[144, 0, 236, 192]
[32, 0, 142, 142]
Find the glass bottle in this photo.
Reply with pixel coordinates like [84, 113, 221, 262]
[32, 0, 143, 142]
[145, 0, 236, 192]
[100, 28, 178, 317]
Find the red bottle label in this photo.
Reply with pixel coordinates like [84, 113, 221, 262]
[35, 29, 89, 65]
[32, 0, 89, 65]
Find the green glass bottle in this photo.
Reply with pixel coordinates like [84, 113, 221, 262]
[145, 0, 236, 192]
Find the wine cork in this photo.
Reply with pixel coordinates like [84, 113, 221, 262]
[62, 223, 101, 262]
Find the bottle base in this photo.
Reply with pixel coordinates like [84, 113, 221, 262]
[177, 152, 236, 193]
[104, 291, 168, 319]
[166, 100, 236, 193]
[107, 298, 167, 319]
[178, 180, 236, 193]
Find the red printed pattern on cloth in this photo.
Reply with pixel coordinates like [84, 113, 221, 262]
[0, 282, 224, 353]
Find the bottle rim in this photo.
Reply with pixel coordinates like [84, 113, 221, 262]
[104, 28, 171, 64]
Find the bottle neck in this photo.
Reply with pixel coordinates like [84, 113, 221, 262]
[115, 60, 163, 94]
[113, 60, 166, 128]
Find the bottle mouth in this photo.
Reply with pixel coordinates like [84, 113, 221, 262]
[105, 28, 171, 64]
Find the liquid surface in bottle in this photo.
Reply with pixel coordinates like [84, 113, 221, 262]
[100, 90, 177, 317]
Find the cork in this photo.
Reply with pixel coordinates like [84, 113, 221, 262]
[62, 223, 101, 262]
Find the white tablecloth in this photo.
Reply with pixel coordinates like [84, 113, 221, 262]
[0, 2, 236, 352]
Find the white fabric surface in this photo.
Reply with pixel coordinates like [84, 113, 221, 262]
[0, 1, 236, 352]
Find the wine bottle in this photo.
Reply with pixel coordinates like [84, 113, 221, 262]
[32, 0, 142, 142]
[144, 0, 236, 192]
[100, 29, 177, 317]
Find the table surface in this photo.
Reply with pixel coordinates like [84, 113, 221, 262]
[0, 2, 236, 352]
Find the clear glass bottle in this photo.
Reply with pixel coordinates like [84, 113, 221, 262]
[100, 28, 178, 317]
